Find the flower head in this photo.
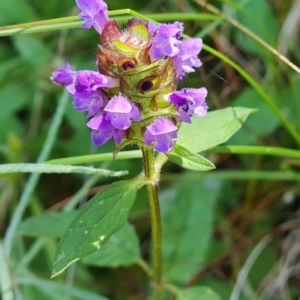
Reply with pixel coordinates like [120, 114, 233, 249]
[144, 118, 178, 152]
[51, 1, 207, 153]
[76, 0, 109, 34]
[165, 88, 208, 123]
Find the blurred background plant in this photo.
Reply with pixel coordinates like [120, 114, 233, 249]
[0, 0, 300, 299]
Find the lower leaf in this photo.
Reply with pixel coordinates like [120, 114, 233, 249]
[51, 178, 141, 277]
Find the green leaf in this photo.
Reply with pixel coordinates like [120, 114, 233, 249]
[18, 211, 80, 238]
[51, 179, 140, 277]
[228, 88, 280, 145]
[18, 273, 110, 300]
[13, 35, 51, 66]
[175, 286, 220, 300]
[0, 0, 36, 24]
[0, 163, 127, 177]
[83, 222, 140, 267]
[161, 174, 222, 284]
[166, 144, 215, 171]
[177, 107, 256, 153]
[232, 0, 278, 60]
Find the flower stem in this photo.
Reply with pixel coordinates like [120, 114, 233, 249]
[141, 147, 162, 297]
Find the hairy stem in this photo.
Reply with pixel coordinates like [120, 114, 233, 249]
[142, 147, 162, 297]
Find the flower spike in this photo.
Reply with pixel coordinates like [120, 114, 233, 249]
[52, 1, 207, 153]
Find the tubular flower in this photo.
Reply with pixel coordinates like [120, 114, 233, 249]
[51, 0, 208, 153]
[144, 118, 178, 153]
[87, 114, 123, 145]
[104, 95, 140, 130]
[164, 88, 208, 123]
[76, 0, 109, 33]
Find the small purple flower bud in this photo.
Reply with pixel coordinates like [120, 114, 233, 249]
[51, 63, 75, 86]
[87, 114, 123, 145]
[104, 95, 141, 130]
[178, 38, 203, 77]
[151, 22, 184, 59]
[144, 118, 178, 152]
[76, 0, 109, 34]
[165, 88, 208, 123]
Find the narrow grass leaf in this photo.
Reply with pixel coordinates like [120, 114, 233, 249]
[177, 107, 256, 152]
[166, 144, 215, 171]
[0, 163, 127, 177]
[51, 179, 140, 277]
[18, 273, 109, 300]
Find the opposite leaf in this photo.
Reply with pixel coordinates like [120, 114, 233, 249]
[51, 179, 140, 278]
[177, 106, 256, 153]
[166, 144, 215, 171]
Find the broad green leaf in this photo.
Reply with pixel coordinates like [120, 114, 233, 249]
[83, 222, 140, 267]
[177, 107, 256, 153]
[161, 174, 222, 284]
[13, 35, 51, 66]
[51, 179, 140, 277]
[175, 286, 220, 300]
[0, 163, 127, 177]
[227, 88, 280, 145]
[0, 0, 36, 24]
[166, 144, 215, 171]
[232, 0, 278, 61]
[18, 211, 80, 237]
[19, 211, 141, 268]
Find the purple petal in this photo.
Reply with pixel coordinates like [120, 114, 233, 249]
[91, 130, 113, 146]
[106, 113, 132, 130]
[87, 114, 114, 131]
[165, 88, 208, 122]
[151, 22, 183, 59]
[51, 63, 75, 86]
[148, 22, 158, 35]
[75, 70, 118, 91]
[153, 134, 175, 152]
[144, 118, 178, 153]
[104, 95, 141, 130]
[76, 0, 109, 34]
[104, 95, 132, 113]
[146, 118, 177, 135]
[178, 38, 203, 76]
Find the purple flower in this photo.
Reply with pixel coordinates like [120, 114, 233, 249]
[51, 63, 75, 86]
[87, 114, 123, 145]
[69, 70, 119, 117]
[165, 88, 208, 123]
[144, 118, 178, 152]
[178, 38, 203, 77]
[104, 95, 140, 130]
[151, 22, 184, 59]
[76, 0, 109, 34]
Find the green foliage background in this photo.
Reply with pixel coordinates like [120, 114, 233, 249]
[1, 0, 300, 299]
